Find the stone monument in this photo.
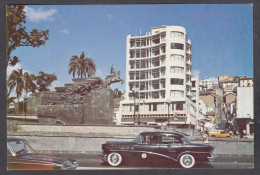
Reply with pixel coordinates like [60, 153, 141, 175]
[27, 70, 124, 125]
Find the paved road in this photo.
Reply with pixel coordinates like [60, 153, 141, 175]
[49, 153, 254, 169]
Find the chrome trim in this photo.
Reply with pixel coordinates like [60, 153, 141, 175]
[109, 150, 178, 161]
[207, 152, 217, 162]
[98, 152, 108, 161]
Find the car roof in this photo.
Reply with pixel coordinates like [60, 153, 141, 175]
[7, 136, 26, 142]
[140, 131, 186, 137]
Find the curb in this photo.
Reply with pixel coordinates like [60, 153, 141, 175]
[38, 150, 254, 159]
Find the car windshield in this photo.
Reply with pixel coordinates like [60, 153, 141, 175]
[8, 140, 34, 155]
[181, 136, 191, 145]
[133, 134, 143, 143]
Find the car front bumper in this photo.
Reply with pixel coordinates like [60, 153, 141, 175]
[207, 152, 217, 162]
[98, 152, 107, 162]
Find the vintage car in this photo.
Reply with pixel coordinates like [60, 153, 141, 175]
[208, 130, 231, 138]
[99, 132, 216, 168]
[7, 137, 78, 170]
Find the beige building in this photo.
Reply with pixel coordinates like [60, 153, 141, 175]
[199, 92, 216, 112]
[224, 93, 236, 104]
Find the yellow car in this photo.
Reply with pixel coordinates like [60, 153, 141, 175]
[208, 130, 231, 138]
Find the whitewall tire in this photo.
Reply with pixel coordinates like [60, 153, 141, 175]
[179, 154, 195, 168]
[107, 152, 123, 166]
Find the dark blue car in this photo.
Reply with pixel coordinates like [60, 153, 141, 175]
[99, 132, 216, 168]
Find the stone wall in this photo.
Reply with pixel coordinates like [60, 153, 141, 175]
[26, 88, 114, 125]
[83, 89, 114, 124]
[37, 104, 84, 124]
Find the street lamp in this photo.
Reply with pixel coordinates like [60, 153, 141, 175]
[24, 97, 28, 119]
[166, 99, 171, 125]
[132, 88, 138, 125]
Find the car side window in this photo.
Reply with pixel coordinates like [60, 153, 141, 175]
[161, 135, 181, 145]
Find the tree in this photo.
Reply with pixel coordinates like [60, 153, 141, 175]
[7, 69, 35, 112]
[32, 71, 57, 92]
[68, 51, 96, 78]
[6, 88, 16, 109]
[6, 5, 49, 69]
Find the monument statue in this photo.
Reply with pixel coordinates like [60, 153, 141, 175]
[41, 69, 124, 105]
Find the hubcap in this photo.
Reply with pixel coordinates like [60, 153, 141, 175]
[182, 155, 192, 166]
[110, 154, 119, 164]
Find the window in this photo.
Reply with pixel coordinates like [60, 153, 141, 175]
[173, 102, 184, 110]
[170, 54, 184, 62]
[171, 91, 184, 97]
[171, 78, 184, 85]
[171, 66, 184, 73]
[161, 135, 181, 144]
[153, 104, 157, 111]
[171, 31, 184, 38]
[171, 43, 184, 50]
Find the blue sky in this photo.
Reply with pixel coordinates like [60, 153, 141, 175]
[8, 4, 253, 92]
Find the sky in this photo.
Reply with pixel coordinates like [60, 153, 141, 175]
[7, 4, 253, 93]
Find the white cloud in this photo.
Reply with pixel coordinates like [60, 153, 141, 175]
[24, 6, 57, 22]
[209, 77, 219, 84]
[60, 29, 70, 35]
[106, 14, 113, 20]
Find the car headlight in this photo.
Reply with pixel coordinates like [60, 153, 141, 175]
[52, 163, 63, 169]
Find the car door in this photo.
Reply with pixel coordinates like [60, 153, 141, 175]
[154, 134, 183, 161]
[133, 134, 162, 161]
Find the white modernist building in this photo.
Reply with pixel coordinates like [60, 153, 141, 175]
[120, 25, 197, 129]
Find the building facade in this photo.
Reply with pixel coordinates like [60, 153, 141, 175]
[200, 78, 213, 90]
[239, 77, 253, 87]
[234, 86, 254, 134]
[120, 25, 196, 128]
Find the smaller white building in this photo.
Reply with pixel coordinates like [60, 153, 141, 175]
[200, 78, 213, 90]
[235, 86, 254, 134]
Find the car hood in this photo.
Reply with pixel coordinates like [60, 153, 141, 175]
[15, 153, 70, 164]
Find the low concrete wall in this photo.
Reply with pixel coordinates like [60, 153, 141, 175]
[16, 124, 160, 136]
[12, 135, 253, 156]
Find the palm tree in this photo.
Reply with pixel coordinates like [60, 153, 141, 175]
[7, 69, 35, 113]
[68, 51, 96, 78]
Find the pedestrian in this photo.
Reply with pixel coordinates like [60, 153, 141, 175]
[205, 128, 209, 136]
[200, 130, 208, 143]
[229, 130, 233, 138]
[234, 130, 238, 138]
[243, 130, 247, 139]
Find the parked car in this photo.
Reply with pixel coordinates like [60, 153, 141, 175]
[99, 132, 216, 168]
[7, 137, 78, 170]
[208, 130, 231, 138]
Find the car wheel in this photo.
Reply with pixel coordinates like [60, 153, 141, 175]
[179, 154, 195, 168]
[212, 135, 216, 137]
[107, 152, 123, 166]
